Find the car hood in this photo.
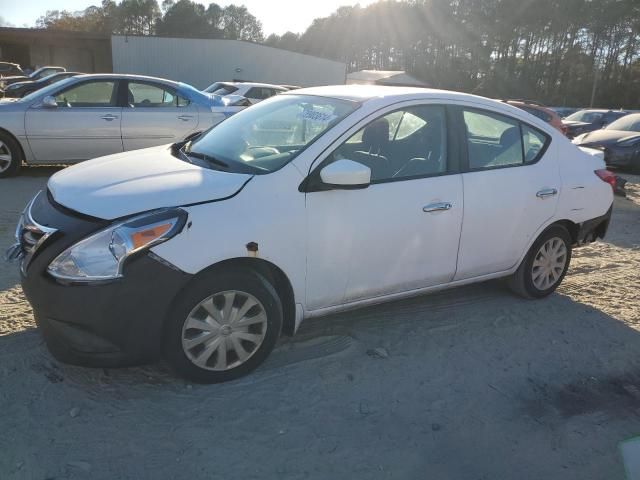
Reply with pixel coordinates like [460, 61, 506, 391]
[574, 129, 640, 146]
[48, 145, 253, 220]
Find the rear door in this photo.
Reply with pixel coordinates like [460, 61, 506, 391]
[25, 78, 123, 162]
[120, 80, 199, 150]
[454, 107, 560, 280]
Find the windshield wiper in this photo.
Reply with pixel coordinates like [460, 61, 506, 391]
[183, 150, 229, 169]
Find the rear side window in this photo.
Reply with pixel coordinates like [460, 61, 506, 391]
[463, 109, 550, 170]
[128, 82, 181, 107]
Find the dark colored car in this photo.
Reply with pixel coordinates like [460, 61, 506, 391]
[550, 107, 579, 119]
[0, 62, 24, 77]
[2, 71, 82, 98]
[573, 113, 640, 173]
[563, 109, 629, 139]
[0, 66, 66, 90]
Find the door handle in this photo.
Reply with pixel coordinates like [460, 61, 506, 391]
[423, 202, 452, 213]
[177, 115, 194, 121]
[536, 188, 558, 199]
[100, 114, 118, 121]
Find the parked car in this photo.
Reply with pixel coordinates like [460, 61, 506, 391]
[572, 113, 640, 173]
[0, 74, 249, 177]
[0, 62, 24, 78]
[0, 66, 66, 90]
[550, 106, 579, 118]
[503, 100, 566, 134]
[203, 81, 287, 104]
[563, 109, 629, 138]
[6, 85, 614, 383]
[2, 71, 82, 98]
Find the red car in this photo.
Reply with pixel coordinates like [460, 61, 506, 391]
[504, 100, 567, 135]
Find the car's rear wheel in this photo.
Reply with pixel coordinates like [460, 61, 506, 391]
[0, 131, 21, 178]
[508, 225, 572, 299]
[163, 268, 282, 383]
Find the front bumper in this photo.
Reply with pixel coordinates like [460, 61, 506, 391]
[14, 191, 192, 367]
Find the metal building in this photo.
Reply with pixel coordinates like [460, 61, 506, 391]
[111, 35, 346, 89]
[347, 70, 427, 87]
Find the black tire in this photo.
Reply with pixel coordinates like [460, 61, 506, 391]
[163, 268, 282, 383]
[0, 131, 22, 178]
[507, 225, 572, 299]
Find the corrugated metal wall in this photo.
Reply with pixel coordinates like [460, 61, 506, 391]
[111, 35, 346, 89]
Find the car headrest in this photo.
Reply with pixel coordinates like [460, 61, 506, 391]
[500, 126, 520, 149]
[362, 117, 389, 153]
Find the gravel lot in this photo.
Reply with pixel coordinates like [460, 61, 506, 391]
[1, 167, 639, 479]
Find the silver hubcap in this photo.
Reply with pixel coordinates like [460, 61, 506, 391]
[0, 141, 12, 173]
[181, 290, 268, 371]
[532, 237, 567, 290]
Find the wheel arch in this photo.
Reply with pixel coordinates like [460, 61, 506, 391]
[180, 257, 297, 337]
[513, 218, 578, 273]
[0, 127, 26, 163]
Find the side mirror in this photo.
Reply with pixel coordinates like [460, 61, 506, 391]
[319, 159, 371, 189]
[41, 95, 57, 108]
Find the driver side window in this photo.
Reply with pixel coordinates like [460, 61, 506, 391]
[329, 105, 448, 182]
[54, 81, 116, 108]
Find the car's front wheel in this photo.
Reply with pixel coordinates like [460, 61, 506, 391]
[163, 268, 282, 383]
[508, 225, 572, 299]
[0, 131, 21, 178]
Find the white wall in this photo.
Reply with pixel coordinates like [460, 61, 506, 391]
[111, 35, 346, 89]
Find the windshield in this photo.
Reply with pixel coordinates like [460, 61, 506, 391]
[187, 94, 359, 174]
[565, 110, 604, 123]
[17, 77, 76, 103]
[606, 114, 640, 132]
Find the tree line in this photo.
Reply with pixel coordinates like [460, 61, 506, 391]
[36, 0, 640, 108]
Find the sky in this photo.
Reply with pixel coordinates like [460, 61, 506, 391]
[0, 0, 377, 34]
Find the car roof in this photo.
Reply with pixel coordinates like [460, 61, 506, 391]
[73, 73, 182, 87]
[576, 108, 628, 113]
[285, 84, 506, 106]
[227, 82, 287, 90]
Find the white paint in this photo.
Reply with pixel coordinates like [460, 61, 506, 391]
[49, 85, 613, 328]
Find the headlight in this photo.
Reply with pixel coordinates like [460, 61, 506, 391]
[47, 209, 187, 282]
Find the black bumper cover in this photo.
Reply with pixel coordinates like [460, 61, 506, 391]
[20, 192, 192, 367]
[575, 206, 612, 245]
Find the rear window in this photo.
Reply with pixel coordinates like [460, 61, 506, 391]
[211, 85, 238, 96]
[521, 106, 552, 123]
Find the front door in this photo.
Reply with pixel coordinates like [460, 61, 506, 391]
[454, 107, 560, 280]
[25, 79, 123, 163]
[121, 80, 199, 151]
[305, 104, 464, 310]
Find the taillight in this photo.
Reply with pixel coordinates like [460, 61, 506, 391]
[595, 169, 616, 191]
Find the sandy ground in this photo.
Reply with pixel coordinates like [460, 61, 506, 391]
[0, 167, 639, 480]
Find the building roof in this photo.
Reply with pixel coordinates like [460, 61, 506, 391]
[346, 70, 427, 87]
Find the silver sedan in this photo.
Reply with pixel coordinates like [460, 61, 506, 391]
[0, 74, 246, 177]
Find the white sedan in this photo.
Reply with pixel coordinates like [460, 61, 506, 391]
[203, 81, 287, 104]
[10, 86, 614, 383]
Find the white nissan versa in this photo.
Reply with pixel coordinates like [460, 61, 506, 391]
[7, 86, 614, 383]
